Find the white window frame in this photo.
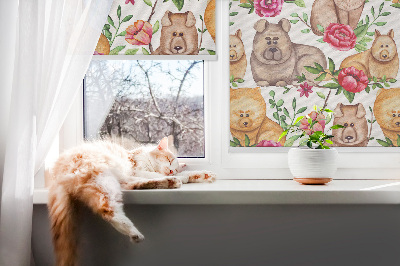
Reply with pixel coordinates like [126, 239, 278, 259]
[58, 0, 400, 181]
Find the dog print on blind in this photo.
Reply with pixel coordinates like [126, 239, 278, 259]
[94, 0, 216, 56]
[230, 0, 400, 148]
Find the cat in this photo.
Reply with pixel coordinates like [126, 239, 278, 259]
[48, 137, 216, 266]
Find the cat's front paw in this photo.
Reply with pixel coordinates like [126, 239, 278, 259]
[166, 177, 182, 189]
[130, 232, 145, 243]
[203, 171, 217, 183]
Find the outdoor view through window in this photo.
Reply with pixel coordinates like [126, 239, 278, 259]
[84, 60, 205, 158]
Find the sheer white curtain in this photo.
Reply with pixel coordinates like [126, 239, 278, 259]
[0, 0, 113, 265]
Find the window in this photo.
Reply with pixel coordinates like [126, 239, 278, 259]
[83, 60, 205, 158]
[54, 0, 398, 182]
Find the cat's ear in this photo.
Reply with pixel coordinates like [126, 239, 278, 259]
[157, 137, 168, 151]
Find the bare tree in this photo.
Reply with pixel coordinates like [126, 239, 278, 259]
[85, 60, 204, 157]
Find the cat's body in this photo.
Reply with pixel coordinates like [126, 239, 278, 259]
[48, 138, 216, 266]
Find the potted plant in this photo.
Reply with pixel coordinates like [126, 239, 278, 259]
[279, 106, 344, 185]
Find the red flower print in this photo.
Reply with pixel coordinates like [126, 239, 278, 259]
[256, 140, 282, 147]
[338, 67, 369, 93]
[125, 20, 153, 46]
[125, 0, 135, 4]
[254, 0, 284, 17]
[323, 23, 357, 51]
[297, 82, 313, 98]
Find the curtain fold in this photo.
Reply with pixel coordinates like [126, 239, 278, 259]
[0, 0, 113, 265]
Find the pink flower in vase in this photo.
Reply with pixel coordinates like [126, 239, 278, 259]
[256, 140, 282, 147]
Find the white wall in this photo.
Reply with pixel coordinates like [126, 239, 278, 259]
[33, 204, 400, 266]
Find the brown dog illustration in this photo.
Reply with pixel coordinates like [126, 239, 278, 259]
[230, 87, 285, 146]
[310, 0, 365, 36]
[153, 11, 199, 55]
[340, 30, 399, 79]
[230, 29, 247, 81]
[250, 19, 327, 87]
[374, 88, 400, 146]
[332, 103, 369, 147]
[204, 0, 215, 43]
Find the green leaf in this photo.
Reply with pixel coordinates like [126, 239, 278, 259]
[290, 20, 299, 24]
[284, 134, 302, 147]
[152, 20, 160, 34]
[125, 48, 139, 55]
[199, 15, 203, 21]
[230, 12, 239, 16]
[302, 12, 308, 23]
[317, 38, 325, 43]
[376, 139, 390, 147]
[245, 134, 250, 147]
[104, 29, 112, 40]
[296, 107, 307, 114]
[379, 2, 384, 13]
[283, 107, 290, 117]
[325, 139, 333, 144]
[107, 16, 115, 28]
[292, 98, 296, 110]
[315, 72, 327, 81]
[304, 66, 320, 74]
[117, 30, 127, 37]
[103, 24, 111, 31]
[269, 90, 275, 97]
[273, 112, 279, 121]
[230, 141, 239, 147]
[207, 50, 216, 55]
[366, 31, 375, 36]
[238, 3, 252, 8]
[331, 124, 345, 129]
[371, 6, 375, 17]
[143, 0, 152, 7]
[323, 83, 340, 89]
[354, 24, 368, 37]
[122, 15, 133, 23]
[343, 90, 355, 103]
[389, 79, 397, 83]
[317, 24, 324, 33]
[236, 79, 244, 83]
[294, 0, 306, 7]
[355, 44, 368, 52]
[229, 22, 234, 26]
[301, 29, 311, 34]
[276, 99, 284, 107]
[375, 22, 387, 26]
[230, 75, 235, 83]
[142, 47, 150, 55]
[316, 92, 325, 99]
[386, 137, 394, 146]
[314, 63, 324, 72]
[290, 13, 299, 17]
[117, 5, 121, 19]
[397, 135, 400, 147]
[391, 3, 400, 8]
[328, 58, 335, 73]
[278, 130, 288, 141]
[232, 82, 238, 87]
[109, 45, 126, 55]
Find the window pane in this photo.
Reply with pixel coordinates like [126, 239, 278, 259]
[84, 60, 205, 158]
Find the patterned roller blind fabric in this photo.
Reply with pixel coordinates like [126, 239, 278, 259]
[229, 0, 400, 148]
[94, 0, 216, 58]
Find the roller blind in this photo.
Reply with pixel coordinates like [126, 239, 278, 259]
[94, 0, 216, 59]
[229, 0, 400, 148]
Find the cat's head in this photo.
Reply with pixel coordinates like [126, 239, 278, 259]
[149, 137, 180, 176]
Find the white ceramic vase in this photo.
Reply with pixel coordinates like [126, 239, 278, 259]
[288, 148, 338, 185]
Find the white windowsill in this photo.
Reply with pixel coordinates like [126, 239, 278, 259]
[33, 179, 400, 205]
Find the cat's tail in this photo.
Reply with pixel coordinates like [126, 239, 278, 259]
[48, 183, 78, 266]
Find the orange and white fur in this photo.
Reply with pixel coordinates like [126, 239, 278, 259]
[48, 137, 216, 266]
